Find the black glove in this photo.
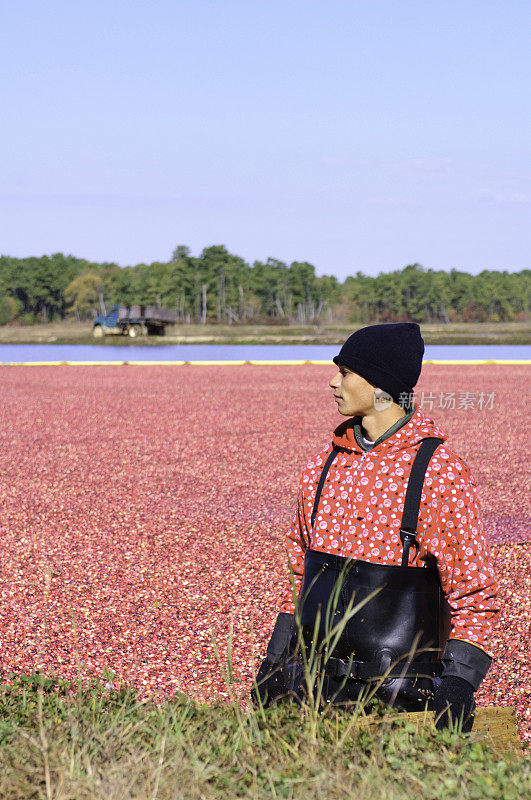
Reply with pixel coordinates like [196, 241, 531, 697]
[251, 612, 294, 708]
[251, 657, 288, 708]
[434, 676, 476, 732]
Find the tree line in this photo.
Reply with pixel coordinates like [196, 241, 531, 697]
[0, 246, 529, 326]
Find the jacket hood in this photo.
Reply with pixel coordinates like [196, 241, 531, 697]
[332, 407, 446, 454]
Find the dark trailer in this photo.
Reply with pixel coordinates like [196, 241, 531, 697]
[93, 305, 178, 337]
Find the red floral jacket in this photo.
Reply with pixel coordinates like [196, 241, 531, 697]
[279, 408, 500, 655]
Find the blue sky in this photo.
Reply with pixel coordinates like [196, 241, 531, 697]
[1, 0, 530, 278]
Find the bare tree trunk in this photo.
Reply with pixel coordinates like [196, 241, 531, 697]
[227, 307, 239, 325]
[221, 273, 226, 318]
[217, 270, 225, 322]
[201, 284, 207, 325]
[305, 289, 315, 321]
[99, 292, 107, 316]
[275, 293, 285, 318]
[238, 285, 244, 319]
[195, 280, 201, 322]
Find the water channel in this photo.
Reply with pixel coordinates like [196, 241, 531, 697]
[1, 344, 530, 363]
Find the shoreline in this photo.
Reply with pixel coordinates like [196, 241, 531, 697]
[0, 321, 529, 346]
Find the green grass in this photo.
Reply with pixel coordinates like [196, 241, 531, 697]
[0, 672, 527, 800]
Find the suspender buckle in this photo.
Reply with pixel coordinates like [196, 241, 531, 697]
[400, 529, 419, 567]
[400, 529, 419, 549]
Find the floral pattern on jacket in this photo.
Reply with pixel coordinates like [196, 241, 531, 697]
[279, 408, 500, 655]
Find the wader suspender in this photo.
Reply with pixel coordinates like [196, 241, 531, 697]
[310, 437, 443, 561]
[311, 447, 340, 528]
[399, 437, 443, 565]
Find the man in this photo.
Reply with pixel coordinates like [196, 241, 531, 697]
[252, 323, 499, 730]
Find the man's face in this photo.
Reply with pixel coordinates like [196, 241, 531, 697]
[329, 365, 376, 417]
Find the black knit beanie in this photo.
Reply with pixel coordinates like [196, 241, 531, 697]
[333, 323, 424, 404]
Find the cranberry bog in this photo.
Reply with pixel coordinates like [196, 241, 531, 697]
[0, 364, 529, 746]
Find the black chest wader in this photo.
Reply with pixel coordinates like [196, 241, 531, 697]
[287, 437, 452, 711]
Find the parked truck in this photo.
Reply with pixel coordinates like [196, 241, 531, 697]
[92, 305, 178, 337]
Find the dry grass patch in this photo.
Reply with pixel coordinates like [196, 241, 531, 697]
[0, 673, 527, 800]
